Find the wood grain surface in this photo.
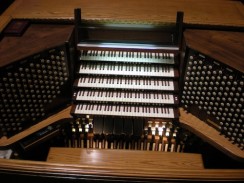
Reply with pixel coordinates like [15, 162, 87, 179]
[0, 24, 74, 67]
[2, 0, 244, 28]
[0, 151, 243, 181]
[184, 29, 244, 73]
[0, 106, 72, 147]
[179, 108, 244, 161]
[0, 15, 11, 32]
[47, 148, 204, 169]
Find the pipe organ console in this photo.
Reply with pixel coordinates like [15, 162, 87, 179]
[68, 8, 189, 152]
[0, 7, 244, 182]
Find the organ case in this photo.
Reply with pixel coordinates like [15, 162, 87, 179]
[67, 8, 191, 152]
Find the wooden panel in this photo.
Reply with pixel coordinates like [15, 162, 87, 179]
[47, 148, 204, 169]
[0, 24, 74, 67]
[0, 106, 72, 147]
[184, 29, 244, 73]
[2, 0, 244, 28]
[0, 153, 243, 181]
[0, 0, 23, 17]
[0, 16, 11, 32]
[179, 108, 244, 161]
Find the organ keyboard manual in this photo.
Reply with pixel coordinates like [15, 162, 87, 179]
[69, 8, 184, 151]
